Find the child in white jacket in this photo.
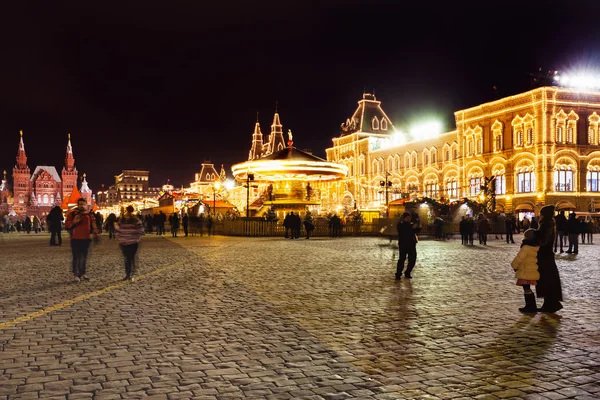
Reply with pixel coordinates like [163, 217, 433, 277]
[511, 228, 540, 313]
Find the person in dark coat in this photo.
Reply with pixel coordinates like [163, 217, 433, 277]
[530, 216, 539, 230]
[283, 212, 292, 238]
[535, 205, 563, 313]
[169, 213, 180, 237]
[554, 210, 568, 253]
[477, 213, 491, 245]
[396, 212, 420, 279]
[23, 216, 32, 234]
[465, 216, 475, 245]
[47, 205, 64, 246]
[95, 212, 104, 234]
[303, 211, 315, 239]
[459, 216, 467, 245]
[579, 217, 587, 244]
[182, 213, 189, 237]
[505, 216, 516, 243]
[104, 213, 117, 239]
[566, 212, 579, 254]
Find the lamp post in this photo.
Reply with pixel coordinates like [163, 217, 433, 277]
[380, 171, 392, 217]
[213, 181, 221, 217]
[244, 173, 255, 218]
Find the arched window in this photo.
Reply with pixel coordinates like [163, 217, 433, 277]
[432, 150, 437, 163]
[527, 128, 533, 145]
[554, 166, 574, 192]
[567, 127, 574, 143]
[495, 135, 502, 151]
[589, 128, 595, 145]
[388, 158, 393, 172]
[494, 173, 506, 195]
[372, 117, 379, 130]
[412, 155, 417, 167]
[381, 119, 388, 130]
[516, 131, 523, 147]
[445, 150, 450, 161]
[405, 154, 410, 168]
[424, 154, 429, 165]
[468, 139, 474, 155]
[37, 194, 42, 204]
[446, 179, 458, 199]
[476, 137, 482, 154]
[50, 195, 54, 204]
[587, 169, 600, 192]
[469, 175, 482, 196]
[453, 149, 459, 159]
[516, 168, 535, 193]
[43, 194, 49, 204]
[556, 127, 563, 143]
[425, 182, 439, 198]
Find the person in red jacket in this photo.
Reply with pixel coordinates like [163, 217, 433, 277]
[64, 198, 99, 282]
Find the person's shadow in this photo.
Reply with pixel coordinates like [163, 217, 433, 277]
[472, 313, 561, 384]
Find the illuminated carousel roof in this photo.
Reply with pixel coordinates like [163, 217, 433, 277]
[232, 146, 347, 182]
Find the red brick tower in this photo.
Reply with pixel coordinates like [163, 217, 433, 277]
[12, 130, 30, 213]
[62, 133, 78, 202]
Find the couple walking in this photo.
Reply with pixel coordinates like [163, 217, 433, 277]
[65, 199, 144, 282]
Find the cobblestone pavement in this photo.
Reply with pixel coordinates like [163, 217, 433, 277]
[0, 232, 599, 400]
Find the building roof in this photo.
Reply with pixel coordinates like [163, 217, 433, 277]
[340, 93, 395, 136]
[197, 162, 220, 183]
[30, 166, 61, 182]
[260, 146, 326, 162]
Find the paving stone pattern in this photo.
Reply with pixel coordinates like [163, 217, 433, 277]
[0, 232, 599, 399]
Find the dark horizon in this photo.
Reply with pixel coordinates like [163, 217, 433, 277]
[1, 1, 599, 191]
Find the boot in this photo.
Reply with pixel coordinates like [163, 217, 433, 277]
[519, 292, 538, 313]
[539, 300, 563, 313]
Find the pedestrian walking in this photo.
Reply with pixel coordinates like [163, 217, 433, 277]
[510, 229, 540, 313]
[303, 211, 315, 239]
[114, 205, 144, 282]
[182, 213, 189, 237]
[477, 213, 490, 245]
[505, 215, 516, 243]
[586, 217, 594, 244]
[535, 205, 563, 313]
[566, 212, 579, 254]
[396, 212, 420, 279]
[104, 213, 117, 239]
[554, 210, 568, 252]
[23, 216, 32, 234]
[64, 198, 99, 282]
[47, 205, 64, 246]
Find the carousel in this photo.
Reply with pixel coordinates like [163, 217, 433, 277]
[231, 132, 347, 219]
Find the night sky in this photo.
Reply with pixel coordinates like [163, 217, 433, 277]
[1, 1, 599, 190]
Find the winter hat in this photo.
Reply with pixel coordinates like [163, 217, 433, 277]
[524, 228, 536, 240]
[540, 205, 555, 219]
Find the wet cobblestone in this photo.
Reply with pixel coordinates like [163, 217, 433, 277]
[0, 232, 599, 399]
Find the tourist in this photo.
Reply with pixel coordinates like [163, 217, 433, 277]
[64, 198, 99, 282]
[169, 212, 180, 237]
[23, 216, 31, 234]
[104, 213, 117, 239]
[477, 213, 490, 245]
[505, 215, 516, 243]
[32, 215, 40, 233]
[586, 217, 594, 244]
[303, 211, 315, 239]
[396, 212, 420, 280]
[182, 213, 189, 237]
[114, 205, 144, 282]
[535, 205, 563, 313]
[510, 228, 540, 313]
[47, 205, 64, 246]
[283, 212, 293, 238]
[566, 212, 579, 254]
[554, 210, 568, 253]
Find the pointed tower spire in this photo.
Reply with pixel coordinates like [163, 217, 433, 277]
[219, 164, 227, 182]
[268, 107, 286, 155]
[249, 120, 264, 160]
[16, 130, 27, 168]
[65, 133, 75, 172]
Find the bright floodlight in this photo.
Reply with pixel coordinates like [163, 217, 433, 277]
[224, 179, 235, 190]
[391, 131, 407, 146]
[554, 73, 600, 90]
[410, 121, 442, 140]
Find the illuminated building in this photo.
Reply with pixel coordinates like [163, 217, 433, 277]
[0, 131, 95, 220]
[325, 87, 600, 216]
[99, 170, 161, 207]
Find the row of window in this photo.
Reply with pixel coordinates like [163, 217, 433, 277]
[386, 171, 600, 199]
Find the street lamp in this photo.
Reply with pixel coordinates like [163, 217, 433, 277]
[380, 171, 392, 217]
[244, 173, 256, 218]
[213, 181, 221, 217]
